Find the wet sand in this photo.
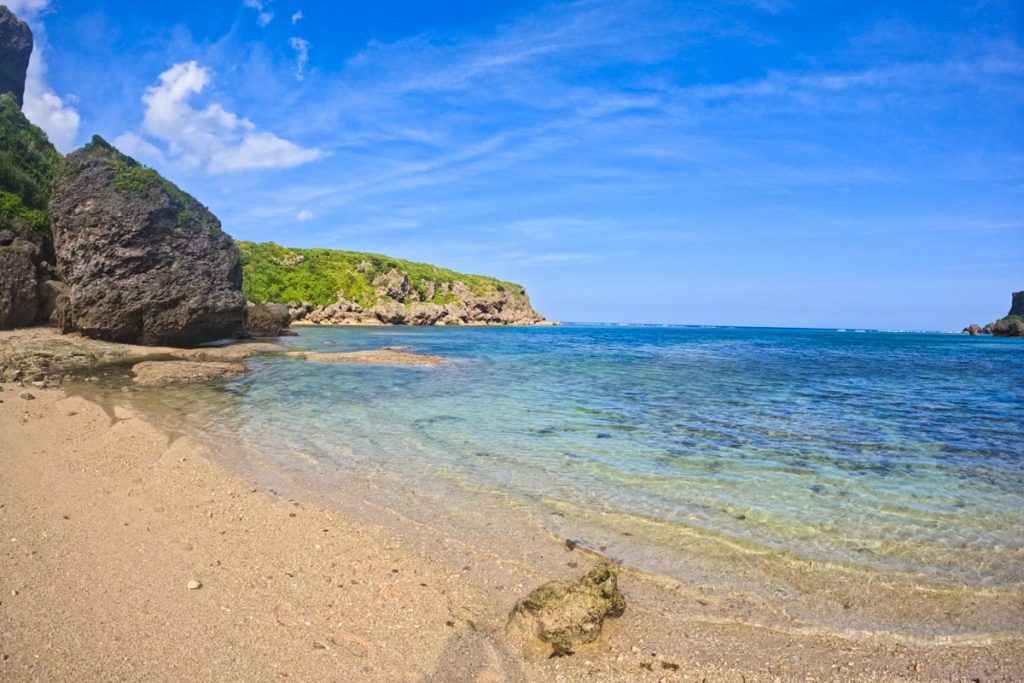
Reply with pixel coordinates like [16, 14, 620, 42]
[1, 383, 1022, 681]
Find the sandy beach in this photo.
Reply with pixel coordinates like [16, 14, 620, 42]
[0, 381, 1020, 682]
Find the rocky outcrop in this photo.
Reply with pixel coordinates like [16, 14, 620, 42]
[246, 302, 292, 337]
[241, 242, 551, 326]
[990, 316, 1024, 338]
[1008, 291, 1024, 318]
[49, 137, 247, 346]
[968, 291, 1024, 338]
[507, 564, 626, 657]
[0, 92, 63, 329]
[298, 270, 547, 326]
[0, 6, 31, 107]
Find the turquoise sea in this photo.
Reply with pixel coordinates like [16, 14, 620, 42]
[140, 325, 1024, 635]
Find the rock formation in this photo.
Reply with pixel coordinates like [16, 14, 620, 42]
[990, 292, 1024, 337]
[0, 92, 62, 329]
[965, 291, 1024, 338]
[49, 137, 247, 346]
[1008, 291, 1024, 318]
[296, 269, 547, 326]
[246, 302, 292, 337]
[0, 6, 31, 107]
[507, 563, 626, 657]
[0, 233, 40, 327]
[240, 241, 551, 326]
[132, 360, 246, 386]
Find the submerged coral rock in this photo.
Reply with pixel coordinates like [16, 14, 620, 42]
[131, 360, 246, 386]
[508, 563, 626, 655]
[0, 6, 32, 107]
[50, 137, 246, 346]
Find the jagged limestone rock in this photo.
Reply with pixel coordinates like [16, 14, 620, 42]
[49, 137, 246, 346]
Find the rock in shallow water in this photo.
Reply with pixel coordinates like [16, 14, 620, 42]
[132, 360, 246, 386]
[49, 136, 246, 346]
[507, 563, 626, 656]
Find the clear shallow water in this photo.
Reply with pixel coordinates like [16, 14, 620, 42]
[171, 326, 1024, 598]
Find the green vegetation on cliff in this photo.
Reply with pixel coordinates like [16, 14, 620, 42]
[0, 93, 61, 241]
[239, 240, 524, 308]
[75, 135, 222, 235]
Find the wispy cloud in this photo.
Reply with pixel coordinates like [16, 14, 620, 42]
[291, 10, 303, 25]
[243, 0, 273, 27]
[289, 37, 310, 81]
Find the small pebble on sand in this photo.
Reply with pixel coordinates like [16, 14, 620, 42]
[20, 392, 34, 401]
[187, 580, 202, 590]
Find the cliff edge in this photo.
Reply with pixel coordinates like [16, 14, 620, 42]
[240, 241, 548, 326]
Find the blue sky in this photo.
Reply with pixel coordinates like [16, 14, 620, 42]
[10, 0, 1024, 329]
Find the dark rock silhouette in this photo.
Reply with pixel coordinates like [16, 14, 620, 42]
[0, 5, 31, 107]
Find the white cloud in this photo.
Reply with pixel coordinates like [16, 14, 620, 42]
[243, 0, 273, 27]
[132, 60, 323, 173]
[291, 10, 303, 24]
[14, 4, 81, 152]
[296, 209, 315, 221]
[289, 37, 310, 81]
[3, 0, 51, 14]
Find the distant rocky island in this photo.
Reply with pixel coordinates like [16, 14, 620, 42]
[963, 291, 1024, 338]
[0, 4, 547, 347]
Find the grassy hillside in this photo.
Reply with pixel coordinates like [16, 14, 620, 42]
[0, 94, 62, 243]
[239, 240, 526, 308]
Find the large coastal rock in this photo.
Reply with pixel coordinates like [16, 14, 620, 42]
[0, 6, 31, 107]
[0, 92, 63, 329]
[50, 137, 246, 346]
